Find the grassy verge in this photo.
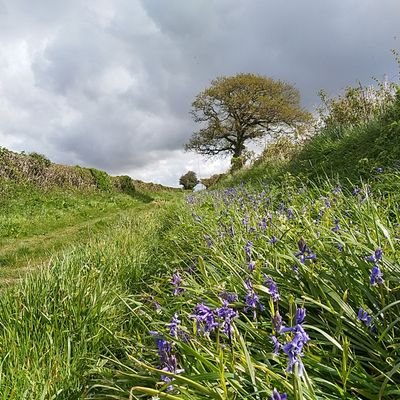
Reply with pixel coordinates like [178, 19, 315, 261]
[0, 182, 163, 283]
[85, 175, 400, 399]
[0, 198, 180, 399]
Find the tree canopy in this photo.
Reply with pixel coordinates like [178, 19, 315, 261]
[179, 170, 199, 190]
[185, 73, 310, 161]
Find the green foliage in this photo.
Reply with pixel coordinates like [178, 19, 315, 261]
[179, 170, 199, 190]
[88, 167, 113, 191]
[185, 73, 311, 161]
[317, 82, 397, 134]
[112, 174, 136, 196]
[86, 175, 400, 400]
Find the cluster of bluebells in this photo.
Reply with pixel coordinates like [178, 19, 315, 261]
[295, 238, 316, 264]
[190, 300, 238, 338]
[271, 389, 287, 400]
[357, 307, 372, 327]
[272, 308, 310, 377]
[149, 331, 183, 388]
[264, 275, 280, 302]
[366, 248, 384, 285]
[244, 278, 264, 319]
[171, 272, 184, 296]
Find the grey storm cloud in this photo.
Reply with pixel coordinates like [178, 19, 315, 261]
[0, 0, 399, 184]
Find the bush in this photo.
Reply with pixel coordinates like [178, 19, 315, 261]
[179, 170, 199, 190]
[88, 168, 113, 192]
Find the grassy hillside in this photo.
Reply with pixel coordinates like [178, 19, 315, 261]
[220, 88, 400, 189]
[0, 148, 180, 284]
[0, 85, 399, 399]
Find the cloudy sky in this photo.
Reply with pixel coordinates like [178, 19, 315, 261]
[0, 1, 399, 186]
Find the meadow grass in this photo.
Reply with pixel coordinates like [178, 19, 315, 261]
[0, 200, 179, 399]
[85, 174, 400, 400]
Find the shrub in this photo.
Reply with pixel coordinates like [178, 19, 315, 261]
[88, 168, 113, 192]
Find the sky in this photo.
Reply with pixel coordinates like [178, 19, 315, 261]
[0, 1, 399, 187]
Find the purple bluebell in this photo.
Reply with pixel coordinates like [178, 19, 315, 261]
[190, 303, 218, 334]
[296, 308, 306, 325]
[352, 186, 361, 196]
[370, 265, 384, 285]
[357, 307, 372, 326]
[216, 300, 238, 337]
[244, 278, 264, 318]
[171, 272, 184, 296]
[332, 186, 342, 195]
[219, 291, 238, 303]
[271, 335, 281, 354]
[287, 208, 294, 219]
[279, 307, 310, 377]
[149, 331, 182, 386]
[295, 239, 316, 263]
[271, 389, 288, 400]
[259, 217, 268, 230]
[273, 312, 283, 333]
[323, 197, 331, 208]
[331, 219, 340, 232]
[366, 248, 383, 263]
[244, 240, 253, 261]
[248, 261, 256, 272]
[283, 332, 305, 376]
[376, 167, 383, 173]
[166, 313, 180, 338]
[269, 235, 278, 244]
[264, 275, 280, 302]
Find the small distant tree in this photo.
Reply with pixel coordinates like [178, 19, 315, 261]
[179, 170, 199, 190]
[185, 73, 310, 166]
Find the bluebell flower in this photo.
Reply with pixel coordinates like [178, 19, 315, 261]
[272, 312, 283, 333]
[331, 219, 340, 232]
[376, 167, 383, 173]
[244, 278, 264, 318]
[269, 235, 278, 244]
[323, 198, 331, 208]
[271, 389, 287, 400]
[190, 303, 218, 334]
[370, 265, 384, 285]
[248, 261, 256, 272]
[366, 248, 383, 263]
[204, 235, 213, 248]
[295, 239, 316, 263]
[264, 275, 280, 302]
[271, 335, 281, 354]
[287, 208, 294, 219]
[357, 307, 372, 326]
[171, 272, 184, 296]
[149, 331, 183, 386]
[259, 217, 268, 230]
[216, 300, 238, 337]
[166, 313, 180, 338]
[219, 291, 238, 303]
[283, 332, 305, 376]
[244, 240, 253, 261]
[295, 308, 306, 325]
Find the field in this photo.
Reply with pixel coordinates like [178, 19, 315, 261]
[0, 89, 399, 399]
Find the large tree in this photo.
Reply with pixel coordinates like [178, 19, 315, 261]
[185, 73, 310, 160]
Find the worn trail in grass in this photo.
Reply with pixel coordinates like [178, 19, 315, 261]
[0, 204, 152, 285]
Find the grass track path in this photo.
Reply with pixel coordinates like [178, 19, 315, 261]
[0, 202, 153, 285]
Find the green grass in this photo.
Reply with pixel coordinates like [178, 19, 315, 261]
[0, 182, 156, 284]
[86, 176, 400, 400]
